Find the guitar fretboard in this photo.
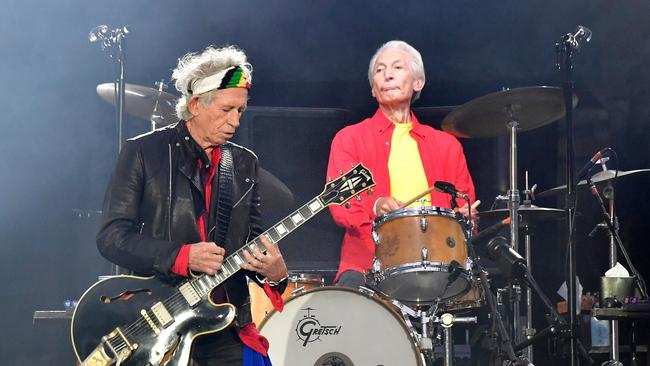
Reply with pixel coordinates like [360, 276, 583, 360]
[188, 197, 326, 297]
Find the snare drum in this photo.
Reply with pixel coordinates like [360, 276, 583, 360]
[248, 272, 324, 325]
[260, 287, 424, 366]
[371, 206, 470, 304]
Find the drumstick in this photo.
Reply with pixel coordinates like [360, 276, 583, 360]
[398, 185, 437, 208]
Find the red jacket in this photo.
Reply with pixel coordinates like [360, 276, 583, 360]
[326, 108, 476, 281]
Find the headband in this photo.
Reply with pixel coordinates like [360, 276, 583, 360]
[188, 65, 251, 95]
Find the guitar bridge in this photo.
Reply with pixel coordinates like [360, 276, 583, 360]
[81, 327, 137, 366]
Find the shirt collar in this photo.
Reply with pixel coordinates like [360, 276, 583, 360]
[372, 107, 427, 138]
[176, 120, 211, 168]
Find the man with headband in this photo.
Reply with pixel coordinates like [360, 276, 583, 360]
[327, 40, 478, 288]
[97, 45, 288, 365]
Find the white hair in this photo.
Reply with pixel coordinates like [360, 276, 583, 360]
[368, 40, 426, 102]
[171, 45, 253, 120]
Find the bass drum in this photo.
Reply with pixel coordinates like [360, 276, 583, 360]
[249, 272, 324, 325]
[260, 287, 424, 366]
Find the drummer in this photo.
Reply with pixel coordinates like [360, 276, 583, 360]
[326, 40, 478, 288]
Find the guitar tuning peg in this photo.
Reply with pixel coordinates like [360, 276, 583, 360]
[327, 176, 332, 182]
[339, 170, 344, 175]
[356, 195, 362, 202]
[345, 202, 351, 209]
[368, 188, 374, 195]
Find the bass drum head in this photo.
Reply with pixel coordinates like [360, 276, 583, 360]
[260, 286, 423, 366]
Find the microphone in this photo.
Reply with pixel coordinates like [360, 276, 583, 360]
[486, 236, 527, 279]
[88, 25, 109, 43]
[574, 25, 592, 44]
[575, 149, 606, 183]
[447, 260, 463, 282]
[470, 217, 511, 245]
[434, 181, 469, 200]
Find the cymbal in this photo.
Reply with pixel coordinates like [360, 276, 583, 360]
[96, 83, 178, 126]
[480, 205, 566, 222]
[441, 86, 578, 138]
[538, 169, 650, 197]
[258, 167, 295, 212]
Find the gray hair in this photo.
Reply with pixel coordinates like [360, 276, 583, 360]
[367, 40, 425, 102]
[171, 45, 253, 121]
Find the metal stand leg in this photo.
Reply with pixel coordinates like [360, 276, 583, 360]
[604, 182, 622, 365]
[440, 313, 478, 366]
[507, 118, 522, 346]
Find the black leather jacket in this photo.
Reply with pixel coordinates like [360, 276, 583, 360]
[97, 121, 281, 327]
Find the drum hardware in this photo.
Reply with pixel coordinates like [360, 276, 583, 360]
[442, 85, 577, 353]
[440, 313, 478, 366]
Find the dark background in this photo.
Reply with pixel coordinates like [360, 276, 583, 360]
[2, 0, 649, 364]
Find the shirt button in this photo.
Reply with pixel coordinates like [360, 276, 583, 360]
[175, 142, 181, 147]
[184, 136, 190, 141]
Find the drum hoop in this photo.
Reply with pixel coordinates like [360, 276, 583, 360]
[287, 273, 325, 285]
[380, 261, 459, 276]
[372, 206, 460, 230]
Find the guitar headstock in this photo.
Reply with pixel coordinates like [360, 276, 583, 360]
[319, 163, 375, 206]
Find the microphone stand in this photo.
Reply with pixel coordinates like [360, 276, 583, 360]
[587, 178, 648, 299]
[90, 25, 129, 275]
[555, 25, 590, 366]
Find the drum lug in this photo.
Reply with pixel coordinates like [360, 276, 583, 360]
[290, 286, 307, 298]
[421, 247, 429, 263]
[357, 286, 375, 298]
[371, 228, 380, 245]
[420, 216, 428, 232]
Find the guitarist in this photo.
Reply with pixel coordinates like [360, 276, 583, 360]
[97, 45, 289, 366]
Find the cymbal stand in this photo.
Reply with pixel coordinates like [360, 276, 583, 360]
[521, 173, 536, 362]
[151, 79, 169, 131]
[505, 107, 522, 345]
[89, 24, 130, 275]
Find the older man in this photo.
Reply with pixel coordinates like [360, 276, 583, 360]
[327, 40, 477, 287]
[97, 45, 288, 365]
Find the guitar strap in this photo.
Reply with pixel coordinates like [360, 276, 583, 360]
[210, 143, 233, 247]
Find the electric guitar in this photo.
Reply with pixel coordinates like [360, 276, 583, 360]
[71, 163, 375, 366]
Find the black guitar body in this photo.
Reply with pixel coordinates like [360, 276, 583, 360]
[71, 275, 235, 366]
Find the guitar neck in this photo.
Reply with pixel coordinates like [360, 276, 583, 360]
[189, 196, 327, 296]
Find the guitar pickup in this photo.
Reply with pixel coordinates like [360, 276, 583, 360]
[179, 282, 200, 307]
[151, 302, 173, 327]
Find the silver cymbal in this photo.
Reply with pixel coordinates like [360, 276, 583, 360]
[441, 86, 578, 138]
[538, 169, 650, 197]
[96, 83, 178, 126]
[480, 205, 566, 222]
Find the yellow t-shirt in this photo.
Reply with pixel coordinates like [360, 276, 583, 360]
[387, 122, 431, 207]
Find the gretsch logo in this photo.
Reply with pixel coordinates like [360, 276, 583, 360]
[296, 307, 341, 347]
